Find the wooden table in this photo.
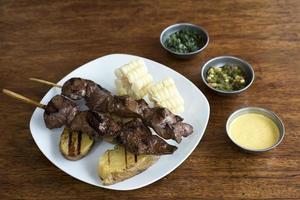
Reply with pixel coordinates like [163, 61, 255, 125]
[1, 0, 299, 199]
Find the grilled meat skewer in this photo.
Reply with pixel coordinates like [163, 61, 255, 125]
[44, 95, 176, 154]
[2, 89, 96, 160]
[89, 112, 177, 155]
[43, 95, 121, 141]
[2, 89, 176, 155]
[115, 118, 177, 155]
[31, 77, 193, 142]
[2, 89, 79, 129]
[63, 78, 193, 142]
[67, 110, 177, 155]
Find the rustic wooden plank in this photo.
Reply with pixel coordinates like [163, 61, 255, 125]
[0, 0, 299, 199]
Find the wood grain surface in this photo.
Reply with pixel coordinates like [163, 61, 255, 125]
[1, 0, 300, 199]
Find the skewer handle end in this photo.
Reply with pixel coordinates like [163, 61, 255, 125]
[2, 89, 45, 109]
[29, 78, 62, 88]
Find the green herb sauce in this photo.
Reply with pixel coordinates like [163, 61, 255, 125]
[164, 28, 203, 53]
[206, 64, 246, 91]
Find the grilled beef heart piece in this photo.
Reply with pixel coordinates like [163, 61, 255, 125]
[115, 118, 177, 155]
[106, 96, 148, 118]
[62, 77, 110, 100]
[44, 95, 79, 129]
[86, 111, 122, 139]
[68, 111, 99, 140]
[144, 107, 193, 143]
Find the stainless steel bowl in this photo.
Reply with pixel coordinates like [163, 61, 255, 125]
[226, 107, 285, 153]
[201, 56, 255, 95]
[160, 23, 209, 59]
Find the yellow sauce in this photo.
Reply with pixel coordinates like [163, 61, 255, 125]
[229, 113, 280, 150]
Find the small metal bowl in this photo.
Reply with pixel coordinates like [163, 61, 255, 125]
[201, 56, 255, 95]
[160, 23, 209, 59]
[226, 107, 285, 153]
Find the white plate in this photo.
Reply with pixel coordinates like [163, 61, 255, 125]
[29, 54, 210, 190]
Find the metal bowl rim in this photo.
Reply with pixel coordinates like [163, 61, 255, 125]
[226, 107, 285, 152]
[160, 23, 209, 56]
[201, 55, 255, 94]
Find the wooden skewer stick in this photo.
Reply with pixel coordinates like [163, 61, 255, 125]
[29, 78, 62, 88]
[2, 89, 46, 109]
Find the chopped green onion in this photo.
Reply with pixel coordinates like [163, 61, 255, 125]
[164, 28, 203, 53]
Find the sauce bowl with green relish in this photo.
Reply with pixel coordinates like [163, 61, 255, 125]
[201, 56, 255, 95]
[160, 23, 209, 59]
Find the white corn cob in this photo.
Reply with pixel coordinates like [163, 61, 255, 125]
[115, 59, 153, 99]
[148, 77, 184, 114]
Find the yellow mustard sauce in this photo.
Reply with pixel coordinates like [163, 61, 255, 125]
[229, 113, 280, 150]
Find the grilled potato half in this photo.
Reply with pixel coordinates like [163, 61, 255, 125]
[60, 128, 94, 161]
[99, 145, 159, 185]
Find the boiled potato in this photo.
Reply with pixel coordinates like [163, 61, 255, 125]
[60, 128, 94, 161]
[99, 145, 159, 185]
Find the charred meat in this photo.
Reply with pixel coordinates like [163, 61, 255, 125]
[43, 94, 102, 140]
[62, 77, 110, 100]
[106, 96, 148, 118]
[44, 95, 79, 129]
[144, 107, 193, 143]
[61, 77, 193, 142]
[114, 119, 177, 155]
[62, 78, 146, 118]
[42, 93, 178, 155]
[68, 111, 99, 140]
[86, 111, 122, 139]
[86, 113, 177, 155]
